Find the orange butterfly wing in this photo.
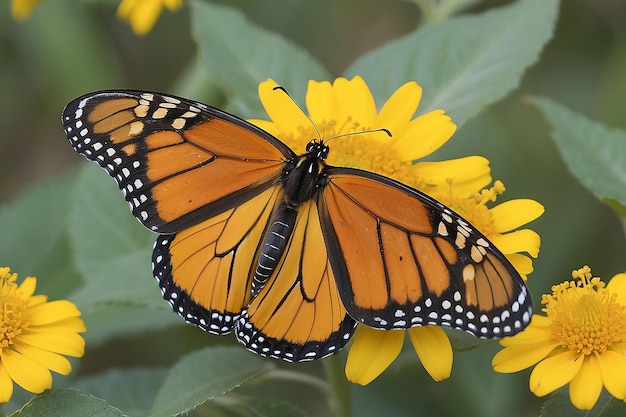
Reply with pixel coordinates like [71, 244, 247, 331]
[152, 186, 282, 335]
[62, 91, 293, 234]
[238, 199, 355, 361]
[319, 169, 531, 338]
[63, 90, 292, 337]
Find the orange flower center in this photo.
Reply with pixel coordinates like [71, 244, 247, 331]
[543, 266, 626, 355]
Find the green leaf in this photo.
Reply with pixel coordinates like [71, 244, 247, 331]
[80, 305, 180, 346]
[346, 0, 559, 127]
[540, 388, 626, 417]
[10, 388, 126, 417]
[0, 170, 81, 298]
[73, 368, 168, 417]
[225, 397, 309, 417]
[65, 165, 180, 342]
[68, 164, 152, 270]
[12, 0, 125, 102]
[190, 2, 329, 117]
[67, 165, 161, 310]
[151, 347, 274, 417]
[533, 96, 626, 215]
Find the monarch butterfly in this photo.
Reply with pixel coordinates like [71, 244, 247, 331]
[62, 89, 532, 362]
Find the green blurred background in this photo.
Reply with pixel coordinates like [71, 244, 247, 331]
[1, 0, 625, 416]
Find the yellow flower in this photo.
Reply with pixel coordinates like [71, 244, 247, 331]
[250, 77, 464, 191]
[116, 0, 183, 36]
[0, 267, 86, 402]
[11, 0, 44, 21]
[493, 266, 626, 410]
[250, 76, 542, 385]
[346, 325, 453, 385]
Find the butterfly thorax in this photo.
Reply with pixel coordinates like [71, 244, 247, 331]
[281, 140, 329, 208]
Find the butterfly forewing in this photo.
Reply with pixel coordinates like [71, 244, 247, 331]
[62, 91, 294, 234]
[319, 169, 532, 338]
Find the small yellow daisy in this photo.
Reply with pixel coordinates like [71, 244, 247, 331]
[0, 267, 86, 402]
[493, 266, 626, 410]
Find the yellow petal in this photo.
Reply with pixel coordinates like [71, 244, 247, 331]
[333, 76, 377, 126]
[491, 229, 541, 257]
[498, 316, 552, 346]
[529, 350, 583, 397]
[569, 355, 602, 410]
[345, 327, 403, 385]
[607, 272, 626, 307]
[29, 317, 87, 334]
[492, 341, 559, 373]
[394, 110, 456, 160]
[17, 276, 37, 298]
[0, 363, 14, 403]
[11, 0, 44, 21]
[247, 118, 282, 137]
[598, 349, 626, 400]
[258, 79, 310, 138]
[163, 0, 183, 10]
[18, 332, 85, 357]
[415, 156, 491, 194]
[125, 0, 164, 35]
[29, 300, 81, 325]
[1, 349, 52, 394]
[376, 82, 422, 138]
[27, 296, 49, 311]
[116, 0, 140, 18]
[610, 341, 626, 355]
[506, 253, 534, 277]
[306, 80, 335, 128]
[13, 340, 72, 376]
[490, 199, 544, 233]
[407, 326, 452, 381]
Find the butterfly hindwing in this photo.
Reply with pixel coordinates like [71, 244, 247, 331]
[319, 168, 532, 338]
[152, 186, 283, 335]
[238, 200, 356, 361]
[62, 91, 294, 234]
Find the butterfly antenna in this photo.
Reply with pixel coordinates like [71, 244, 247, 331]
[273, 85, 323, 141]
[272, 85, 392, 142]
[325, 128, 392, 143]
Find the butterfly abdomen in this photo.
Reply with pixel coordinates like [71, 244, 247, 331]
[252, 203, 297, 296]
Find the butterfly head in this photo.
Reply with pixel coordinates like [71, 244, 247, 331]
[305, 139, 330, 161]
[281, 141, 329, 207]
